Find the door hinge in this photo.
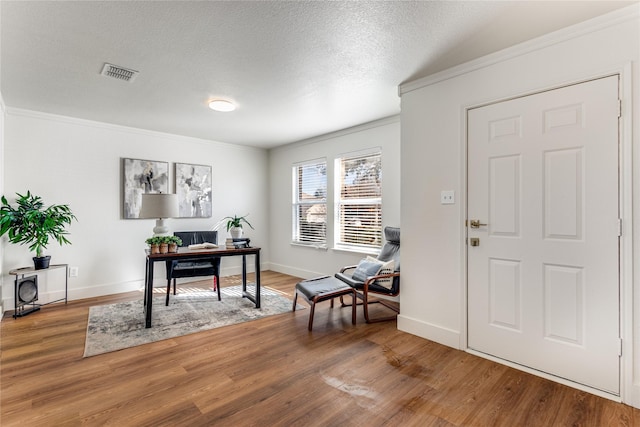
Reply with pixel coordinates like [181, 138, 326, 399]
[618, 338, 623, 357]
[618, 99, 622, 118]
[617, 218, 622, 237]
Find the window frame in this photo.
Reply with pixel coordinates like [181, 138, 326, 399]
[333, 149, 383, 254]
[291, 158, 328, 248]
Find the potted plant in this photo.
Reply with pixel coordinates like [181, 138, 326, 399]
[145, 236, 162, 254]
[165, 235, 182, 253]
[224, 214, 254, 239]
[0, 191, 77, 269]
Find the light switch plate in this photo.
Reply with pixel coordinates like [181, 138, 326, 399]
[441, 190, 455, 205]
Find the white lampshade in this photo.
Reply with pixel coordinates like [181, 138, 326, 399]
[139, 193, 179, 235]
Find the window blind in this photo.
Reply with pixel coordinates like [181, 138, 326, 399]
[335, 151, 382, 250]
[292, 160, 327, 246]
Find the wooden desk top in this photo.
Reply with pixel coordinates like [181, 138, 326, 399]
[146, 246, 261, 260]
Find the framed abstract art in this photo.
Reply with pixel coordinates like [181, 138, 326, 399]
[175, 162, 212, 218]
[122, 158, 169, 219]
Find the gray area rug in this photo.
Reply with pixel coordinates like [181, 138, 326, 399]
[84, 285, 302, 357]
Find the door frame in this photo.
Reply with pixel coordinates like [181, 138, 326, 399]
[460, 65, 633, 403]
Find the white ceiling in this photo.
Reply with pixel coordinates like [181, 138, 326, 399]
[1, 1, 634, 148]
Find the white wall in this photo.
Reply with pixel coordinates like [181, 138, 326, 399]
[1, 109, 269, 308]
[399, 6, 639, 405]
[0, 94, 5, 319]
[268, 116, 401, 279]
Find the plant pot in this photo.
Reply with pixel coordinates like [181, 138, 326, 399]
[150, 244, 160, 254]
[168, 243, 178, 253]
[230, 227, 243, 239]
[159, 243, 169, 254]
[33, 255, 51, 270]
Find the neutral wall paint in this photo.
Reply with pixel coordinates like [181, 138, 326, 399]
[1, 109, 269, 308]
[399, 7, 639, 405]
[268, 116, 400, 280]
[0, 94, 5, 319]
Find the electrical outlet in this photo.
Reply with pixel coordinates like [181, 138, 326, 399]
[440, 190, 455, 205]
[69, 266, 79, 277]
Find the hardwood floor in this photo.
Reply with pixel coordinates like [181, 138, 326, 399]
[1, 271, 638, 426]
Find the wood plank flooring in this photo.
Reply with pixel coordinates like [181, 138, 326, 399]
[1, 271, 638, 426]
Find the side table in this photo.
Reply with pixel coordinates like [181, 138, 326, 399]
[9, 264, 69, 318]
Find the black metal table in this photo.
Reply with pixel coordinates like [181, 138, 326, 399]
[144, 246, 261, 328]
[9, 264, 69, 318]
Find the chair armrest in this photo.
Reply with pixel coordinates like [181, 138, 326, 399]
[363, 271, 401, 294]
[363, 271, 400, 284]
[340, 265, 358, 273]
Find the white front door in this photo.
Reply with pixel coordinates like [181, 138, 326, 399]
[467, 76, 620, 394]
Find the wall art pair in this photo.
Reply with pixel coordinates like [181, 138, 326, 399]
[122, 158, 212, 219]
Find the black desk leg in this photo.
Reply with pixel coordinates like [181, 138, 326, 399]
[145, 260, 154, 328]
[255, 251, 261, 308]
[144, 258, 149, 308]
[242, 255, 247, 294]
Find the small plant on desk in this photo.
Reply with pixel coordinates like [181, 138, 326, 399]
[145, 236, 162, 254]
[164, 235, 182, 253]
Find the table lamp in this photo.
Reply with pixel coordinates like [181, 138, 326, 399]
[139, 193, 179, 235]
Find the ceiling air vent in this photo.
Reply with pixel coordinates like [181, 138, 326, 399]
[101, 63, 138, 82]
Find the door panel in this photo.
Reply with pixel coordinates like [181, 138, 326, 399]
[467, 76, 620, 394]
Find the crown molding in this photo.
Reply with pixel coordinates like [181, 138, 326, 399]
[5, 107, 264, 152]
[272, 114, 400, 152]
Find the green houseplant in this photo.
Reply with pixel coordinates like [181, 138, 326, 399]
[224, 214, 254, 239]
[145, 236, 183, 254]
[145, 236, 162, 254]
[165, 235, 182, 253]
[0, 191, 77, 269]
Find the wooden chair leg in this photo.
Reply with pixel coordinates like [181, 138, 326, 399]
[351, 291, 356, 325]
[360, 290, 400, 323]
[308, 300, 316, 331]
[173, 278, 177, 295]
[292, 292, 298, 312]
[362, 292, 371, 323]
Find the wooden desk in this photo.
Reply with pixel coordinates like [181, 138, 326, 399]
[144, 246, 261, 328]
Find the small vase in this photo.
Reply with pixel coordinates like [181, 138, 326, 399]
[168, 243, 178, 253]
[230, 227, 243, 239]
[150, 244, 160, 254]
[159, 243, 169, 254]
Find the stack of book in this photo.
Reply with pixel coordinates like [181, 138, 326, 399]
[232, 238, 251, 249]
[225, 237, 251, 249]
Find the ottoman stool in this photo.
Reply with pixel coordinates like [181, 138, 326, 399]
[293, 276, 356, 331]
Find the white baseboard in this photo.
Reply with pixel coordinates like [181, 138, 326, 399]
[268, 262, 323, 280]
[397, 314, 461, 349]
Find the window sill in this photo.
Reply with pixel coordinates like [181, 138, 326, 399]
[290, 242, 328, 251]
[331, 246, 379, 256]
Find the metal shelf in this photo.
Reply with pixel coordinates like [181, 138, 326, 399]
[9, 264, 68, 318]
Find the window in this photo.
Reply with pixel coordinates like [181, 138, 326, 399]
[292, 160, 327, 246]
[334, 150, 382, 252]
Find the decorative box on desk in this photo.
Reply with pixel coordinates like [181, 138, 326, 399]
[8, 264, 69, 318]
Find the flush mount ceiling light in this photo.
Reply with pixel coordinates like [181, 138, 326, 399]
[208, 99, 236, 112]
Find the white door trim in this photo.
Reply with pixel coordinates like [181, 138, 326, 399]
[459, 64, 634, 404]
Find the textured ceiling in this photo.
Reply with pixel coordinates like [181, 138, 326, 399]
[1, 1, 634, 148]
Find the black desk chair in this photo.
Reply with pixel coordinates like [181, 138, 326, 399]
[165, 231, 221, 305]
[335, 226, 400, 323]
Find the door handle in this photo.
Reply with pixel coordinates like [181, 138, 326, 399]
[469, 220, 487, 228]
